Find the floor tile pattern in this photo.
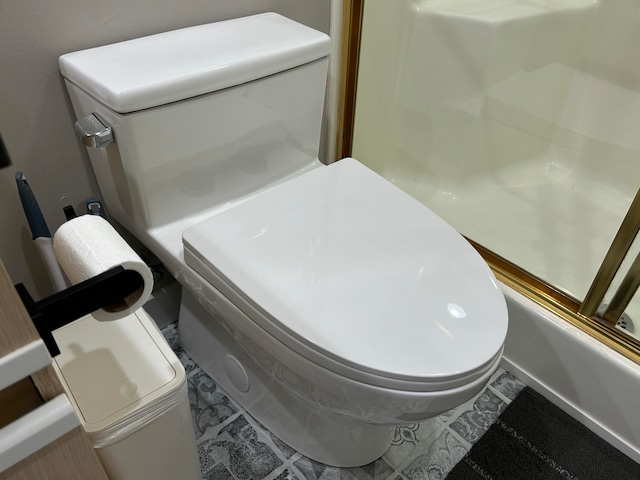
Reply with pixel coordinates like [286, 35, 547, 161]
[161, 323, 526, 480]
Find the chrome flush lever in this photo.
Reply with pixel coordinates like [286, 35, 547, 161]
[74, 112, 114, 148]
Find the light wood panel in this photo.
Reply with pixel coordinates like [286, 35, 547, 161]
[0, 429, 106, 480]
[0, 263, 40, 356]
[0, 379, 42, 429]
[0, 261, 108, 479]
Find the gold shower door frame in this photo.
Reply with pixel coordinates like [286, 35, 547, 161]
[337, 0, 640, 364]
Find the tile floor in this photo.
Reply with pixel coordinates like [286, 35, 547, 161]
[161, 323, 526, 480]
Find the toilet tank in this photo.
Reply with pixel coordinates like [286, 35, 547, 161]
[59, 13, 331, 230]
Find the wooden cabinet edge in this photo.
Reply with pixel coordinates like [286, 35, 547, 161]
[0, 260, 108, 479]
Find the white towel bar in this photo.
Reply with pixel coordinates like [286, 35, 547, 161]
[0, 393, 79, 472]
[0, 339, 51, 391]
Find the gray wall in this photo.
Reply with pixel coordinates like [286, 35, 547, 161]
[0, 0, 330, 297]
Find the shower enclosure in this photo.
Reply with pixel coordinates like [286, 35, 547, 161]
[348, 0, 640, 358]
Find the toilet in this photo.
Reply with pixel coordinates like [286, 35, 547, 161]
[59, 13, 508, 467]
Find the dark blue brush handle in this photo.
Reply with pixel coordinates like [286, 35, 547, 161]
[15, 171, 51, 239]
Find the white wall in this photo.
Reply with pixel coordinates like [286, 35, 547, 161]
[0, 0, 330, 298]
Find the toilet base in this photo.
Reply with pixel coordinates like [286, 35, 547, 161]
[178, 290, 392, 467]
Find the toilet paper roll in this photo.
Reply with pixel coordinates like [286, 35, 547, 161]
[53, 214, 154, 321]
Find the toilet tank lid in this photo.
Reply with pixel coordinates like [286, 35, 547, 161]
[59, 13, 331, 114]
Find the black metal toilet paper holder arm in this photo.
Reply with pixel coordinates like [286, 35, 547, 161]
[15, 266, 144, 356]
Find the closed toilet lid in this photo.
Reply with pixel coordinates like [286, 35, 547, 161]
[183, 158, 508, 389]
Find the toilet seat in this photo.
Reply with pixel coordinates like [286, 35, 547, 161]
[182, 158, 508, 392]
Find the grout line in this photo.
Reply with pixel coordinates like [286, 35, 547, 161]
[282, 453, 307, 480]
[487, 384, 515, 406]
[446, 424, 473, 452]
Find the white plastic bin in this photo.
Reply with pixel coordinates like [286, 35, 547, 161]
[51, 309, 201, 480]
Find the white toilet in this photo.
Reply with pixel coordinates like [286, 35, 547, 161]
[59, 13, 508, 467]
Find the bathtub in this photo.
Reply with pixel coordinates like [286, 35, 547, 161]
[501, 284, 640, 463]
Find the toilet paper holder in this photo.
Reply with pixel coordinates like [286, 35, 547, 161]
[15, 266, 144, 356]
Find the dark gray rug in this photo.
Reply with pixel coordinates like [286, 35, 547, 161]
[446, 387, 640, 480]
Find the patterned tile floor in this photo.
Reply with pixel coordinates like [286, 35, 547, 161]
[162, 323, 526, 480]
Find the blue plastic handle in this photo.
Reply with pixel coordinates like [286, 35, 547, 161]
[15, 172, 51, 239]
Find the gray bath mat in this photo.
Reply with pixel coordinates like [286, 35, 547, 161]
[446, 387, 640, 479]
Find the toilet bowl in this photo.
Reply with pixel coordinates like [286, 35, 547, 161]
[59, 13, 508, 467]
[175, 157, 506, 466]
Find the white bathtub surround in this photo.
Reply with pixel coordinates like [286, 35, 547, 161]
[501, 284, 640, 464]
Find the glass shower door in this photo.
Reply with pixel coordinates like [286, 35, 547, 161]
[349, 0, 640, 351]
[579, 191, 640, 341]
